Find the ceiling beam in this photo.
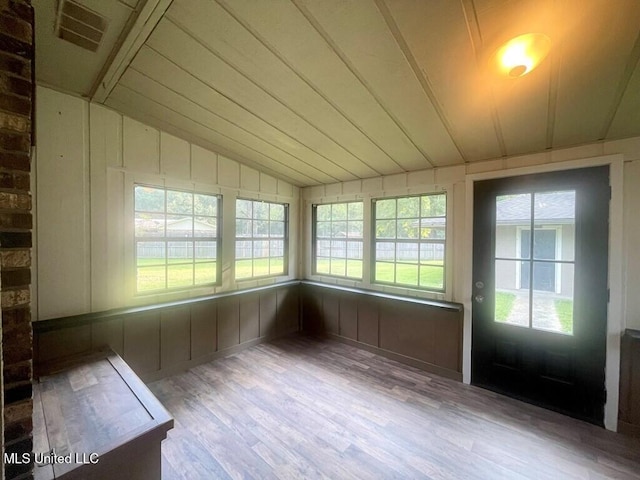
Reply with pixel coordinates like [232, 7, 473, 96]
[91, 0, 174, 103]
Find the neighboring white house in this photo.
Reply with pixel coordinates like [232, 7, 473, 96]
[167, 217, 216, 237]
[136, 218, 217, 260]
[495, 191, 575, 297]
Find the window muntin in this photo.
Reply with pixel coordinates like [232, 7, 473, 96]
[372, 193, 446, 291]
[494, 190, 576, 335]
[313, 201, 363, 279]
[235, 199, 288, 280]
[134, 185, 221, 293]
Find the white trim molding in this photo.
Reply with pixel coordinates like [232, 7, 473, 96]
[463, 154, 624, 432]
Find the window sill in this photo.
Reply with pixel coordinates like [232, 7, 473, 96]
[301, 280, 462, 312]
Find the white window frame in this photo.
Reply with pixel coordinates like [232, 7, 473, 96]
[133, 183, 222, 295]
[234, 198, 289, 281]
[305, 185, 452, 301]
[371, 192, 447, 293]
[312, 200, 365, 280]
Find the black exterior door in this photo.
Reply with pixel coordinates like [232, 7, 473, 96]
[472, 166, 609, 425]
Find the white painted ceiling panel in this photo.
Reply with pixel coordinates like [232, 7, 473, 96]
[295, 0, 463, 166]
[117, 68, 338, 184]
[106, 86, 318, 186]
[491, 65, 551, 155]
[129, 46, 356, 183]
[552, 0, 640, 146]
[383, 0, 502, 162]
[192, 0, 430, 173]
[474, 0, 554, 156]
[147, 16, 383, 179]
[34, 0, 640, 186]
[473, 0, 510, 13]
[607, 59, 640, 140]
[169, 0, 400, 176]
[34, 0, 140, 96]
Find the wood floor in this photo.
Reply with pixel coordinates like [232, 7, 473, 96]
[148, 334, 640, 479]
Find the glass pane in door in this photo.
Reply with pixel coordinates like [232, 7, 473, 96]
[531, 190, 576, 334]
[495, 259, 529, 327]
[533, 263, 574, 334]
[534, 191, 575, 262]
[495, 193, 531, 327]
[495, 194, 531, 259]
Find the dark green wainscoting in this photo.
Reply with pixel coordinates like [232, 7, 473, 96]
[300, 281, 464, 381]
[619, 329, 640, 437]
[34, 281, 464, 383]
[33, 282, 300, 382]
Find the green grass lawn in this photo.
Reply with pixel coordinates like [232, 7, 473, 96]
[138, 256, 445, 292]
[554, 299, 574, 334]
[137, 257, 287, 292]
[315, 259, 444, 289]
[137, 259, 217, 292]
[235, 257, 284, 280]
[375, 261, 443, 289]
[493, 291, 573, 334]
[495, 291, 516, 322]
[315, 258, 363, 279]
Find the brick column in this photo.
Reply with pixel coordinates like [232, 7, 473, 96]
[0, 1, 34, 479]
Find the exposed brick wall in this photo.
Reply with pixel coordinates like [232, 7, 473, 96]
[0, 1, 33, 479]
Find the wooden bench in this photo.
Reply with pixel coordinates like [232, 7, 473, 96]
[33, 350, 174, 480]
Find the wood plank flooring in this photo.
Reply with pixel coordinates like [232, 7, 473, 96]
[148, 335, 640, 479]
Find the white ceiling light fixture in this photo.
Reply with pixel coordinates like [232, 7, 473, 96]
[490, 33, 552, 78]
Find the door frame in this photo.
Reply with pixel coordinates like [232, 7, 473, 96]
[462, 154, 624, 431]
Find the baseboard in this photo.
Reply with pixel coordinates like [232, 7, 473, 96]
[326, 333, 463, 382]
[618, 419, 640, 438]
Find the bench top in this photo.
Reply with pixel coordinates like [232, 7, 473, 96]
[33, 350, 173, 479]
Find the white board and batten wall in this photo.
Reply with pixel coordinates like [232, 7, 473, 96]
[302, 139, 640, 334]
[34, 85, 640, 431]
[301, 167, 467, 305]
[34, 86, 300, 321]
[300, 135, 640, 432]
[35, 85, 640, 331]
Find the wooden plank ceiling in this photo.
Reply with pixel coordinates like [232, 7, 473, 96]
[37, 0, 640, 186]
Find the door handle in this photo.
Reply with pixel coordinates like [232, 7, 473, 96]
[474, 294, 484, 304]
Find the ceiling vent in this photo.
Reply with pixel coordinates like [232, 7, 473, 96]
[55, 0, 108, 52]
